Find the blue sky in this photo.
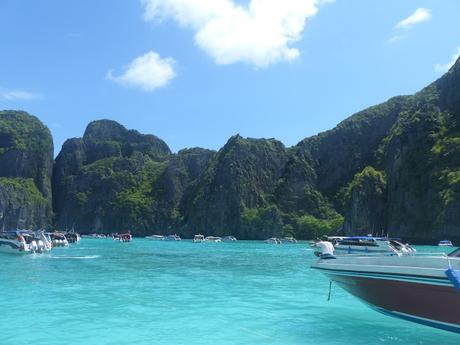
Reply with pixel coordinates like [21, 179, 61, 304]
[1, 0, 460, 155]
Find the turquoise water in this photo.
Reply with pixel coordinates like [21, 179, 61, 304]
[0, 240, 458, 345]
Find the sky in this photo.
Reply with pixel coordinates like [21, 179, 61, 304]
[1, 0, 460, 155]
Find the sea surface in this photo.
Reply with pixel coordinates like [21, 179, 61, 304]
[0, 240, 458, 345]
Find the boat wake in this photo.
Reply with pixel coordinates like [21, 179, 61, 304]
[51, 255, 101, 260]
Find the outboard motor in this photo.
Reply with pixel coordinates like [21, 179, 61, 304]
[30, 240, 38, 253]
[37, 240, 45, 253]
[39, 232, 52, 251]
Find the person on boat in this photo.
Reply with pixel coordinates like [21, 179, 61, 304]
[314, 236, 335, 258]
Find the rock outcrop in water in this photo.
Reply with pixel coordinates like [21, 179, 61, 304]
[0, 111, 53, 230]
[3, 57, 460, 241]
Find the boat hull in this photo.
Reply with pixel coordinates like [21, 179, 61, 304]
[0, 243, 30, 254]
[320, 269, 460, 333]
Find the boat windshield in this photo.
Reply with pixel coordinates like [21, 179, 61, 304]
[338, 238, 379, 247]
[448, 247, 460, 257]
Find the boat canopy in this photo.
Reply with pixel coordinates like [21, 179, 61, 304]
[342, 236, 402, 241]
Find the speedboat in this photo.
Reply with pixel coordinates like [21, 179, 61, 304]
[164, 234, 181, 241]
[0, 231, 36, 254]
[265, 237, 281, 244]
[146, 235, 165, 240]
[65, 231, 80, 244]
[193, 234, 204, 243]
[117, 233, 132, 242]
[49, 232, 69, 247]
[439, 240, 454, 247]
[222, 236, 237, 242]
[281, 237, 298, 244]
[33, 230, 52, 251]
[311, 244, 460, 333]
[204, 236, 222, 243]
[333, 236, 416, 256]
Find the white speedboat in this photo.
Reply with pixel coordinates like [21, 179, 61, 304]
[439, 240, 454, 247]
[0, 231, 39, 254]
[33, 230, 52, 251]
[265, 237, 281, 244]
[193, 234, 204, 243]
[222, 236, 237, 242]
[333, 236, 416, 256]
[281, 237, 298, 244]
[146, 235, 165, 240]
[49, 232, 69, 247]
[312, 244, 460, 333]
[204, 236, 222, 243]
[164, 234, 181, 241]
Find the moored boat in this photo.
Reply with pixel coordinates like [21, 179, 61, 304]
[0, 231, 32, 254]
[193, 234, 204, 243]
[65, 231, 81, 244]
[146, 235, 165, 240]
[265, 237, 281, 244]
[34, 230, 53, 251]
[439, 240, 454, 247]
[222, 236, 237, 242]
[49, 232, 69, 247]
[204, 236, 222, 243]
[164, 234, 181, 241]
[117, 233, 132, 242]
[0, 231, 49, 254]
[311, 244, 460, 333]
[281, 237, 298, 244]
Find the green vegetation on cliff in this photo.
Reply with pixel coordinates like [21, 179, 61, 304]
[0, 111, 53, 230]
[4, 58, 460, 240]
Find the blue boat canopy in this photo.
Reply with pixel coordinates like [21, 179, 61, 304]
[342, 236, 402, 241]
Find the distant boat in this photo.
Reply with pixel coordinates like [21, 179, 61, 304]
[193, 234, 204, 243]
[264, 237, 281, 244]
[49, 232, 69, 247]
[65, 231, 80, 244]
[117, 233, 132, 242]
[164, 234, 181, 241]
[84, 233, 107, 239]
[204, 236, 222, 243]
[281, 237, 297, 244]
[222, 236, 237, 242]
[146, 235, 165, 241]
[0, 231, 39, 254]
[439, 240, 454, 247]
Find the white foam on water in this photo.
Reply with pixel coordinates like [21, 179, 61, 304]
[51, 255, 101, 260]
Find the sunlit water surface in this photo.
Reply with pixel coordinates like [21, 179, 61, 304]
[0, 240, 458, 345]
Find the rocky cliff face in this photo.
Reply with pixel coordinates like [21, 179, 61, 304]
[5, 57, 459, 241]
[339, 57, 460, 241]
[52, 120, 172, 234]
[0, 111, 53, 229]
[182, 135, 288, 239]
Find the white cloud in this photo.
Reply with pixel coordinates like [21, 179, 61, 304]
[142, 0, 322, 68]
[388, 35, 405, 44]
[108, 51, 176, 91]
[435, 46, 460, 73]
[396, 8, 431, 30]
[0, 89, 42, 101]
